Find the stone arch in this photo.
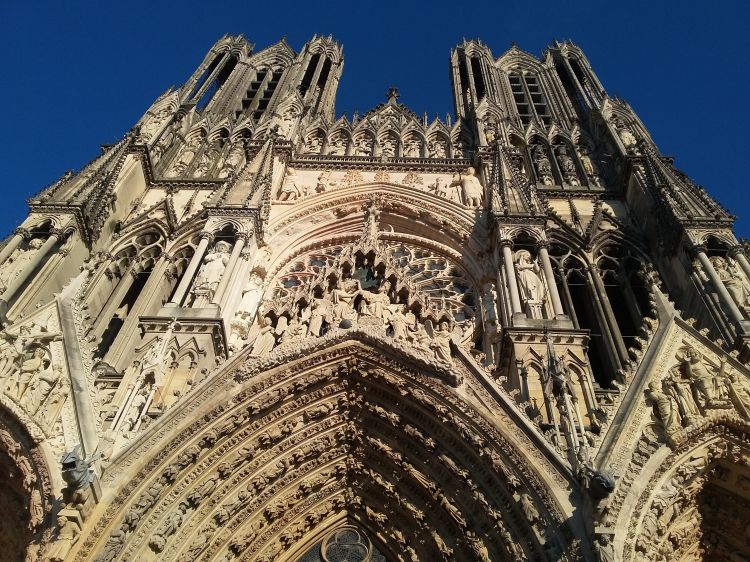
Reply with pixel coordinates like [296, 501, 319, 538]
[620, 419, 750, 561]
[0, 405, 55, 562]
[77, 338, 578, 562]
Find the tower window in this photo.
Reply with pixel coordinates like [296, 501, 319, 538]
[508, 72, 550, 126]
[196, 53, 238, 111]
[470, 57, 486, 99]
[188, 53, 226, 101]
[299, 53, 320, 98]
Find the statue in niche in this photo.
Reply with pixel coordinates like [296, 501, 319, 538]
[139, 107, 171, 143]
[192, 147, 216, 178]
[555, 145, 581, 186]
[380, 137, 397, 158]
[354, 136, 373, 156]
[515, 250, 547, 318]
[711, 256, 750, 314]
[612, 117, 638, 152]
[358, 284, 391, 324]
[450, 166, 483, 207]
[122, 385, 150, 432]
[404, 139, 421, 157]
[217, 143, 244, 179]
[303, 134, 322, 154]
[166, 135, 201, 178]
[190, 241, 232, 305]
[645, 381, 680, 434]
[593, 535, 615, 562]
[484, 122, 498, 144]
[577, 143, 602, 186]
[428, 139, 447, 158]
[276, 106, 300, 139]
[250, 317, 276, 357]
[0, 238, 44, 292]
[482, 282, 498, 329]
[532, 145, 555, 185]
[278, 168, 303, 201]
[327, 135, 347, 155]
[389, 305, 414, 342]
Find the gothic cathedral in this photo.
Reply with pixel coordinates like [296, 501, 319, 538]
[1, 34, 750, 562]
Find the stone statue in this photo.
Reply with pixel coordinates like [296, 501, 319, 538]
[555, 145, 581, 186]
[217, 143, 244, 179]
[515, 250, 546, 317]
[250, 317, 276, 357]
[190, 241, 232, 305]
[228, 315, 251, 353]
[166, 135, 201, 178]
[278, 167, 302, 201]
[139, 107, 171, 143]
[666, 365, 701, 425]
[404, 139, 421, 157]
[46, 516, 80, 561]
[237, 273, 264, 319]
[303, 134, 322, 154]
[613, 117, 638, 150]
[0, 238, 44, 292]
[645, 381, 679, 434]
[450, 166, 483, 207]
[314, 170, 334, 193]
[711, 256, 750, 313]
[593, 534, 616, 562]
[389, 305, 413, 342]
[27, 363, 61, 415]
[680, 349, 729, 408]
[482, 282, 498, 329]
[354, 136, 373, 156]
[327, 135, 347, 155]
[331, 279, 360, 324]
[276, 106, 300, 139]
[191, 150, 213, 178]
[532, 145, 555, 185]
[577, 143, 602, 186]
[428, 320, 453, 364]
[428, 139, 447, 158]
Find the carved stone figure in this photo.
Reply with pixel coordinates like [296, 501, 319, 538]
[354, 136, 373, 156]
[428, 139, 447, 158]
[712, 256, 750, 313]
[666, 365, 701, 425]
[46, 516, 80, 561]
[237, 273, 264, 318]
[139, 107, 171, 143]
[519, 493, 540, 523]
[404, 139, 421, 157]
[645, 381, 679, 434]
[515, 250, 546, 317]
[278, 167, 302, 201]
[532, 145, 555, 185]
[613, 117, 638, 150]
[327, 135, 347, 155]
[450, 166, 483, 207]
[577, 143, 602, 186]
[250, 317, 276, 357]
[593, 534, 615, 562]
[166, 135, 201, 178]
[0, 238, 44, 292]
[303, 134, 323, 154]
[555, 144, 581, 186]
[190, 241, 232, 305]
[217, 143, 244, 178]
[680, 349, 729, 408]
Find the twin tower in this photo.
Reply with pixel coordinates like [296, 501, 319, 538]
[1, 34, 749, 562]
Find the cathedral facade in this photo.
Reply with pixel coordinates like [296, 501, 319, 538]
[1, 34, 750, 561]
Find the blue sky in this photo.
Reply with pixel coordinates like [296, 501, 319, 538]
[1, 1, 748, 237]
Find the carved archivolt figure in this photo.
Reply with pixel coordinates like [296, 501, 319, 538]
[450, 166, 483, 207]
[250, 317, 276, 357]
[711, 256, 750, 313]
[0, 238, 44, 292]
[190, 241, 232, 304]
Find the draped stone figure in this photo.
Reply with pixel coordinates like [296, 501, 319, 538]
[0, 238, 44, 292]
[645, 381, 679, 434]
[166, 135, 201, 178]
[190, 241, 232, 306]
[250, 317, 276, 357]
[515, 250, 546, 318]
[532, 145, 555, 185]
[217, 143, 244, 179]
[450, 166, 483, 207]
[237, 273, 264, 318]
[712, 256, 750, 314]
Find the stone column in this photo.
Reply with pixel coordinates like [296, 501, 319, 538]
[588, 265, 629, 365]
[537, 243, 566, 319]
[501, 241, 523, 316]
[0, 228, 29, 265]
[730, 246, 750, 281]
[696, 247, 746, 326]
[0, 230, 63, 322]
[212, 233, 248, 306]
[166, 232, 212, 307]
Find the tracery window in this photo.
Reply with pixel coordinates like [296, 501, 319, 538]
[508, 72, 551, 126]
[297, 526, 389, 562]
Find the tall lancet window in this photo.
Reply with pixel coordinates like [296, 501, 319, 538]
[508, 72, 551, 126]
[195, 53, 239, 111]
[470, 56, 487, 99]
[299, 53, 321, 98]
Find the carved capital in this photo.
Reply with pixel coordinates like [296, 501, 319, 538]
[536, 240, 550, 251]
[199, 231, 215, 245]
[691, 244, 708, 258]
[13, 227, 31, 240]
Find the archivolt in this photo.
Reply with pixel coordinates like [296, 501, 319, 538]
[78, 339, 577, 561]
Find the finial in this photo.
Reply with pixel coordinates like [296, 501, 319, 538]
[386, 87, 400, 102]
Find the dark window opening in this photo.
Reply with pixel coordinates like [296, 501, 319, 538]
[470, 56, 486, 99]
[458, 57, 470, 94]
[554, 58, 587, 115]
[95, 267, 153, 359]
[299, 53, 320, 98]
[188, 53, 226, 100]
[196, 54, 238, 111]
[316, 58, 331, 92]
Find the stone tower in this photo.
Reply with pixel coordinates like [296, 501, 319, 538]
[1, 34, 750, 562]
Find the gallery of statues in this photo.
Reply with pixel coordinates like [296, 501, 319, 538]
[0, 33, 749, 561]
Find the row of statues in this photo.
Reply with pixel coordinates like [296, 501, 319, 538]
[0, 238, 45, 293]
[301, 133, 455, 159]
[711, 255, 750, 315]
[529, 142, 604, 187]
[277, 166, 485, 208]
